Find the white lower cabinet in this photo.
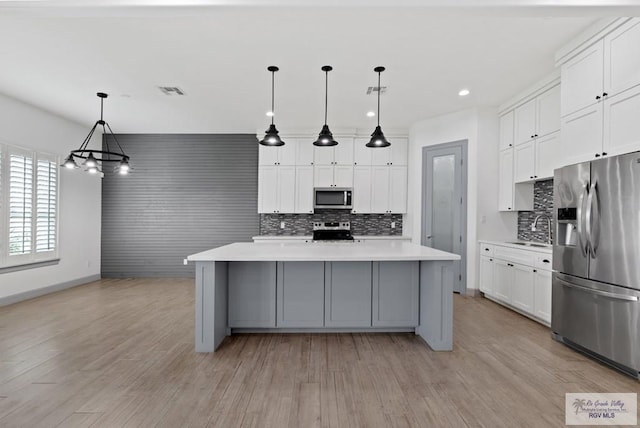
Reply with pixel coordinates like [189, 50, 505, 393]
[352, 166, 372, 213]
[478, 242, 552, 326]
[533, 269, 552, 324]
[295, 166, 314, 214]
[258, 166, 295, 214]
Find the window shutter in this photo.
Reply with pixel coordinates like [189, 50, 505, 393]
[9, 153, 33, 256]
[36, 158, 57, 252]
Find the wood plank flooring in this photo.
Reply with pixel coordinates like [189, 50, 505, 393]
[0, 278, 637, 427]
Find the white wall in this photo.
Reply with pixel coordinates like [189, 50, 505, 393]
[0, 92, 101, 301]
[408, 107, 516, 291]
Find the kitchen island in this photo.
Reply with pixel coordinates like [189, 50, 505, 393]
[187, 241, 460, 353]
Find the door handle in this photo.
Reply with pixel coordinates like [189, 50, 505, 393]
[589, 181, 600, 258]
[426, 235, 432, 239]
[556, 277, 638, 302]
[577, 182, 588, 257]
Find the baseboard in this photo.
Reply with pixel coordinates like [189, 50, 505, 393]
[465, 288, 481, 297]
[0, 274, 101, 308]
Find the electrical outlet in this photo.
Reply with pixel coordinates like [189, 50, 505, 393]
[280, 221, 285, 229]
[391, 222, 396, 229]
[183, 259, 188, 265]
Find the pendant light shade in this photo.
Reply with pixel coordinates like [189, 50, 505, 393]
[61, 92, 131, 174]
[314, 65, 338, 147]
[366, 66, 391, 148]
[260, 66, 285, 146]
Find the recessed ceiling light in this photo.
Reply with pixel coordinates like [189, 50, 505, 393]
[458, 89, 470, 97]
[266, 111, 274, 117]
[367, 111, 376, 117]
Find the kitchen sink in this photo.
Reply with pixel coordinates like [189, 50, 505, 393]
[508, 241, 551, 248]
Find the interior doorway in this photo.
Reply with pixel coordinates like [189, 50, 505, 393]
[421, 140, 468, 294]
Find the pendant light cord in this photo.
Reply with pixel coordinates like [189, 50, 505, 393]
[324, 69, 328, 125]
[100, 96, 104, 122]
[377, 71, 381, 127]
[271, 70, 275, 125]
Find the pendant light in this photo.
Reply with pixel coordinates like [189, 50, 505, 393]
[62, 92, 131, 174]
[313, 65, 338, 147]
[366, 66, 391, 148]
[259, 66, 284, 146]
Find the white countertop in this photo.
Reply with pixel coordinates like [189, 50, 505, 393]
[252, 235, 411, 241]
[188, 241, 460, 262]
[480, 240, 553, 253]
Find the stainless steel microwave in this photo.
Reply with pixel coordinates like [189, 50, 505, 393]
[314, 188, 352, 210]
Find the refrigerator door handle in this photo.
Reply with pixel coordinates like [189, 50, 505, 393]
[590, 181, 600, 258]
[556, 277, 639, 302]
[585, 182, 594, 258]
[577, 182, 589, 257]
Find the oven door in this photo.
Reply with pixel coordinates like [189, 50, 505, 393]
[314, 188, 352, 209]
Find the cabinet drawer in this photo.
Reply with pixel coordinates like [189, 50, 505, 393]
[534, 254, 553, 271]
[479, 243, 494, 256]
[494, 246, 536, 266]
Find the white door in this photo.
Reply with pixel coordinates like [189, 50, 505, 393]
[533, 269, 552, 324]
[352, 166, 371, 214]
[313, 146, 334, 166]
[278, 142, 297, 165]
[499, 111, 515, 151]
[498, 148, 514, 211]
[295, 139, 315, 166]
[258, 145, 279, 166]
[604, 19, 640, 97]
[561, 103, 604, 165]
[603, 84, 640, 157]
[334, 166, 353, 188]
[314, 165, 334, 188]
[511, 263, 534, 313]
[370, 166, 390, 213]
[353, 138, 372, 166]
[561, 39, 604, 116]
[493, 260, 512, 303]
[295, 166, 314, 214]
[536, 85, 561, 138]
[371, 146, 391, 166]
[513, 140, 535, 183]
[277, 166, 296, 213]
[334, 137, 354, 165]
[388, 166, 407, 213]
[535, 132, 560, 180]
[259, 166, 279, 213]
[479, 256, 494, 295]
[514, 98, 537, 146]
[390, 138, 408, 166]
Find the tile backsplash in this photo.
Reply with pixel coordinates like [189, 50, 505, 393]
[260, 210, 402, 236]
[517, 179, 554, 243]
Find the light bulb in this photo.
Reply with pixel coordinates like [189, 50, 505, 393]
[88, 166, 98, 174]
[458, 89, 470, 97]
[367, 111, 375, 117]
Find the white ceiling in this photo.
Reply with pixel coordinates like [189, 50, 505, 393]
[0, 2, 629, 134]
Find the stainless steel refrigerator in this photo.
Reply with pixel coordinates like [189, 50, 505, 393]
[552, 151, 640, 378]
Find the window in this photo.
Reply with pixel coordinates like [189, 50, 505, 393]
[0, 143, 59, 268]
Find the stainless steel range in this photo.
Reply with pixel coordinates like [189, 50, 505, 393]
[552, 151, 640, 378]
[312, 222, 355, 242]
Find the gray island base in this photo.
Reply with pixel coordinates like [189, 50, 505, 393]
[187, 242, 460, 353]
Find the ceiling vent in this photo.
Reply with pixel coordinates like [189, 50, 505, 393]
[366, 86, 387, 95]
[158, 86, 185, 96]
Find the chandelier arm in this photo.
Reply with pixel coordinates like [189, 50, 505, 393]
[102, 123, 111, 160]
[78, 121, 100, 152]
[105, 122, 127, 157]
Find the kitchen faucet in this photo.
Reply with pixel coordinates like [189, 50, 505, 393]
[531, 214, 552, 245]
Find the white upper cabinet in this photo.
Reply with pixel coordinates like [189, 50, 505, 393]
[389, 166, 408, 213]
[561, 103, 603, 165]
[604, 19, 640, 97]
[313, 165, 334, 188]
[352, 166, 372, 214]
[370, 138, 408, 166]
[536, 85, 561, 138]
[370, 166, 390, 213]
[258, 145, 279, 166]
[561, 40, 604, 117]
[499, 111, 515, 151]
[353, 137, 372, 165]
[295, 139, 315, 165]
[513, 141, 535, 183]
[498, 148, 514, 212]
[314, 165, 353, 188]
[258, 140, 301, 166]
[295, 166, 314, 214]
[535, 132, 560, 180]
[603, 84, 640, 157]
[514, 99, 537, 146]
[258, 165, 295, 214]
[313, 137, 354, 165]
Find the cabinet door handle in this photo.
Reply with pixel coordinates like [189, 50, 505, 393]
[507, 263, 514, 267]
[509, 143, 512, 147]
[489, 258, 493, 261]
[533, 269, 537, 273]
[484, 248, 490, 251]
[602, 152, 607, 156]
[543, 259, 550, 263]
[530, 176, 534, 179]
[508, 207, 512, 210]
[595, 153, 601, 158]
[603, 92, 608, 97]
[595, 95, 601, 100]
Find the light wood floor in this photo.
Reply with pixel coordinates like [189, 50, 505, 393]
[0, 278, 637, 427]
